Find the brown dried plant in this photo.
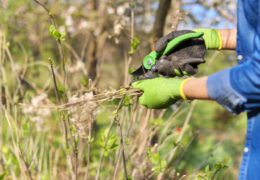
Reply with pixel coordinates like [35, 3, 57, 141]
[59, 87, 142, 110]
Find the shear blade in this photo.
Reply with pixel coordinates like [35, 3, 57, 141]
[131, 65, 148, 76]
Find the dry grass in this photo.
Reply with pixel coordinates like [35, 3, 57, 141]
[0, 1, 242, 180]
[60, 88, 142, 109]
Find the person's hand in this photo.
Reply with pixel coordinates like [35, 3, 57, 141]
[132, 77, 190, 109]
[154, 30, 206, 77]
[155, 29, 222, 52]
[193, 29, 222, 50]
[154, 29, 222, 77]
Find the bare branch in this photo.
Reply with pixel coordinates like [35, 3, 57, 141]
[33, 0, 67, 88]
[115, 101, 128, 180]
[197, 0, 235, 22]
[33, 0, 56, 27]
[95, 96, 126, 180]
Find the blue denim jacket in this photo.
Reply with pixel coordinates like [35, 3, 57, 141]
[207, 0, 260, 179]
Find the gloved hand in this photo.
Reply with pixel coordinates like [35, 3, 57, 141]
[154, 30, 206, 77]
[193, 29, 222, 50]
[132, 77, 190, 109]
[155, 29, 222, 52]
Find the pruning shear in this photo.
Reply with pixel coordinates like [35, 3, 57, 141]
[131, 31, 204, 79]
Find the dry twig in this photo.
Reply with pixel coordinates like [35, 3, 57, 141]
[95, 96, 126, 180]
[59, 88, 142, 110]
[49, 58, 75, 179]
[33, 0, 67, 87]
[115, 96, 128, 180]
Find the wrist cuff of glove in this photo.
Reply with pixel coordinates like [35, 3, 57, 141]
[193, 29, 222, 50]
[180, 78, 191, 99]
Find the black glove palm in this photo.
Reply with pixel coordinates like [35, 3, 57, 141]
[154, 30, 206, 76]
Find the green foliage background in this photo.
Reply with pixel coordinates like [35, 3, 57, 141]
[0, 0, 245, 179]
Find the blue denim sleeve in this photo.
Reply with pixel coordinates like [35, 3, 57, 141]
[225, 3, 260, 113]
[207, 68, 246, 114]
[206, 0, 260, 114]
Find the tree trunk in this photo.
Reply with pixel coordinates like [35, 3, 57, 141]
[90, 0, 98, 10]
[87, 0, 99, 80]
[152, 0, 172, 41]
[86, 35, 98, 80]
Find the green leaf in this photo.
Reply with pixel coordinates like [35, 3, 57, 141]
[128, 68, 136, 75]
[49, 57, 56, 67]
[2, 145, 9, 154]
[128, 36, 140, 55]
[223, 165, 229, 169]
[107, 135, 118, 150]
[60, 33, 66, 41]
[70, 125, 76, 134]
[89, 137, 94, 143]
[125, 139, 130, 145]
[130, 2, 136, 8]
[0, 172, 5, 180]
[151, 152, 160, 164]
[104, 151, 108, 157]
[110, 142, 118, 150]
[49, 25, 55, 35]
[223, 157, 230, 165]
[128, 50, 134, 55]
[146, 147, 151, 158]
[97, 141, 104, 148]
[204, 165, 210, 173]
[151, 118, 164, 127]
[58, 86, 64, 95]
[214, 164, 221, 170]
[48, 24, 66, 41]
[123, 95, 133, 106]
[131, 36, 140, 50]
[22, 123, 29, 131]
[98, 129, 118, 156]
[81, 77, 87, 87]
[53, 30, 61, 40]
[160, 160, 167, 169]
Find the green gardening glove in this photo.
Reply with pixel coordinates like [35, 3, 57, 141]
[132, 77, 190, 109]
[154, 30, 206, 77]
[193, 29, 222, 50]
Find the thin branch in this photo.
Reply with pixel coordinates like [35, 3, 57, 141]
[124, 0, 135, 85]
[95, 96, 126, 180]
[49, 58, 74, 178]
[49, 58, 67, 146]
[49, 58, 61, 104]
[212, 169, 220, 180]
[33, 0, 67, 89]
[112, 98, 138, 180]
[115, 101, 128, 180]
[171, 0, 183, 30]
[5, 44, 23, 99]
[33, 0, 56, 27]
[167, 100, 197, 165]
[80, 33, 90, 61]
[18, 41, 29, 80]
[83, 121, 92, 180]
[4, 109, 33, 180]
[63, 42, 81, 62]
[59, 88, 142, 110]
[169, 131, 198, 176]
[58, 40, 67, 87]
[196, 0, 235, 22]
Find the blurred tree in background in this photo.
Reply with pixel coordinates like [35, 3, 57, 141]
[0, 0, 245, 179]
